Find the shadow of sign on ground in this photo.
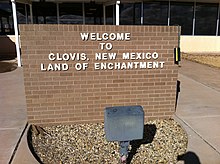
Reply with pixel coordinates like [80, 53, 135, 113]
[127, 124, 157, 163]
[177, 151, 201, 164]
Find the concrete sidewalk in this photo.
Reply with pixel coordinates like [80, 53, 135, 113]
[179, 59, 220, 92]
[0, 68, 27, 163]
[176, 60, 220, 163]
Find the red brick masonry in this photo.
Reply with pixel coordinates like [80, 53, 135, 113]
[20, 25, 179, 125]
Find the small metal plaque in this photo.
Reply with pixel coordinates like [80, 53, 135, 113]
[104, 106, 144, 142]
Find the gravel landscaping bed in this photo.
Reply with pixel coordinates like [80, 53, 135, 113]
[29, 119, 187, 164]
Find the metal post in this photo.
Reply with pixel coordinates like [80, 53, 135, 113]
[11, 0, 21, 67]
[141, 1, 143, 25]
[192, 1, 196, 36]
[29, 4, 33, 24]
[178, 25, 181, 47]
[168, 0, 170, 26]
[25, 4, 28, 24]
[119, 141, 130, 163]
[116, 1, 120, 25]
[103, 5, 106, 25]
[216, 2, 220, 36]
[83, 2, 85, 25]
[56, 3, 60, 24]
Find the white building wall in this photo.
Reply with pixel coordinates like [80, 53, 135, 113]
[180, 36, 220, 53]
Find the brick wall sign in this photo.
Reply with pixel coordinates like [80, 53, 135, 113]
[20, 25, 179, 125]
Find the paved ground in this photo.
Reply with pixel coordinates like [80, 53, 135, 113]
[0, 59, 220, 163]
[179, 60, 220, 92]
[176, 60, 220, 163]
[0, 68, 27, 164]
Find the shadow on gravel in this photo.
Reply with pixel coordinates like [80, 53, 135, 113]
[177, 151, 201, 164]
[27, 125, 44, 164]
[127, 124, 157, 164]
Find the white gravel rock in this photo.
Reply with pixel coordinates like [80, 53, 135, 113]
[30, 119, 187, 164]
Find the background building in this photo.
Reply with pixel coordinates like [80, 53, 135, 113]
[1, 0, 220, 60]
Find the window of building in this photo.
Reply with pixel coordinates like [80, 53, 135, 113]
[144, 1, 168, 25]
[105, 5, 115, 25]
[59, 3, 83, 24]
[170, 2, 194, 35]
[0, 1, 14, 35]
[195, 3, 218, 35]
[120, 3, 141, 25]
[33, 2, 57, 24]
[85, 3, 103, 25]
[17, 3, 30, 24]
